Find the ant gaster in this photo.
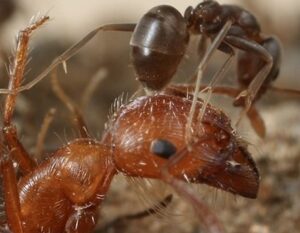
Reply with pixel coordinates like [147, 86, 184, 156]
[0, 16, 259, 233]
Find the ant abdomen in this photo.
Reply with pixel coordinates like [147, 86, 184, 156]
[130, 5, 189, 91]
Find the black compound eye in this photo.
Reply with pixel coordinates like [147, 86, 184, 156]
[150, 139, 177, 159]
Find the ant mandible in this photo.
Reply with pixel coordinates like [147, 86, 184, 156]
[0, 0, 285, 138]
[0, 15, 259, 233]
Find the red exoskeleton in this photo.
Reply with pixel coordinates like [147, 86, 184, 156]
[0, 12, 259, 233]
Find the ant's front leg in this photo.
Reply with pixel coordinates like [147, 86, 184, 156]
[0, 15, 50, 233]
[2, 16, 51, 174]
[65, 205, 99, 233]
[0, 24, 136, 95]
[186, 20, 232, 144]
[60, 157, 116, 233]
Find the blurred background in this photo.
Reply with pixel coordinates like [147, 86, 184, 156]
[0, 0, 300, 233]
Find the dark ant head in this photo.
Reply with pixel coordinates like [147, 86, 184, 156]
[185, 0, 222, 34]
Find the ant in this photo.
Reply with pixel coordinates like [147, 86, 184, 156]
[1, 0, 296, 139]
[0, 15, 259, 233]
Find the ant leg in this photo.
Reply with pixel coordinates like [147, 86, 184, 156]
[204, 85, 266, 137]
[247, 106, 266, 138]
[62, 164, 116, 232]
[35, 108, 56, 161]
[224, 36, 273, 113]
[80, 68, 107, 110]
[198, 52, 234, 121]
[270, 86, 300, 96]
[65, 205, 99, 233]
[2, 16, 50, 174]
[186, 35, 209, 86]
[186, 20, 232, 145]
[0, 24, 136, 95]
[160, 145, 225, 233]
[3, 126, 36, 174]
[166, 84, 266, 137]
[51, 68, 89, 138]
[166, 84, 240, 99]
[196, 35, 208, 68]
[0, 156, 23, 233]
[205, 86, 266, 137]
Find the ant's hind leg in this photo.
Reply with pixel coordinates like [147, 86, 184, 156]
[2, 24, 136, 94]
[247, 106, 266, 138]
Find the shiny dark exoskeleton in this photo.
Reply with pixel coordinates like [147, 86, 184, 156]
[130, 5, 189, 90]
[1, 0, 282, 109]
[130, 0, 281, 107]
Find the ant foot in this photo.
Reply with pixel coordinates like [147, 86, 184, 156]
[233, 90, 253, 108]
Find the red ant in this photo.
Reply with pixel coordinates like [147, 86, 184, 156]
[0, 15, 259, 233]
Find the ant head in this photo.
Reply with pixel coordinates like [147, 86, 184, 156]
[106, 95, 259, 199]
[185, 0, 222, 34]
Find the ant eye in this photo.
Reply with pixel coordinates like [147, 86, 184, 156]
[150, 139, 177, 159]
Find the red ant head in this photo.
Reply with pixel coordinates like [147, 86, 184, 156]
[185, 0, 222, 34]
[103, 95, 259, 199]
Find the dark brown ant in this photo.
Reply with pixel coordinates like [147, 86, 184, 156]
[1, 0, 297, 138]
[0, 15, 259, 233]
